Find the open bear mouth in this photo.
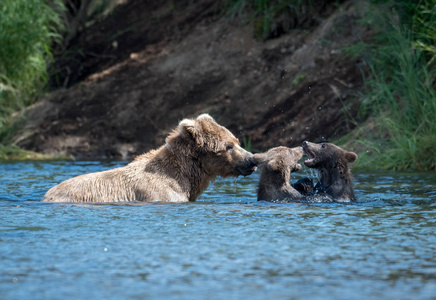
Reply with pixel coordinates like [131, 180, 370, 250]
[304, 148, 316, 163]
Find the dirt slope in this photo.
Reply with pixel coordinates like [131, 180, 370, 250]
[15, 0, 369, 159]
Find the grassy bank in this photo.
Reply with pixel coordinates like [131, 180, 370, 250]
[0, 0, 64, 159]
[341, 0, 436, 171]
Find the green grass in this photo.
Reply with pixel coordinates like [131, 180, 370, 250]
[0, 144, 57, 161]
[341, 0, 436, 171]
[0, 0, 64, 158]
[242, 135, 252, 152]
[0, 0, 64, 110]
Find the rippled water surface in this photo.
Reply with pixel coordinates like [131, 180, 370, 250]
[1, 161, 436, 299]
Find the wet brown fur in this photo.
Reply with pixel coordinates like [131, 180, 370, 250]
[253, 146, 304, 201]
[43, 114, 256, 203]
[303, 141, 358, 201]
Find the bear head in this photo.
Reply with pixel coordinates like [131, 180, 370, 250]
[166, 114, 256, 177]
[253, 146, 303, 184]
[302, 141, 357, 169]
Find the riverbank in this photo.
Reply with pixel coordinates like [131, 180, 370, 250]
[7, 0, 368, 160]
[1, 0, 434, 170]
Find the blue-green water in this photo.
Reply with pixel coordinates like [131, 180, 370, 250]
[1, 161, 436, 299]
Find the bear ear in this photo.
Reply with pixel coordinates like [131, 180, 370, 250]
[178, 119, 198, 138]
[253, 153, 266, 165]
[267, 158, 280, 170]
[178, 118, 205, 146]
[196, 113, 215, 122]
[345, 151, 358, 163]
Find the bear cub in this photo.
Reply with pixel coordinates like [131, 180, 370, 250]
[302, 141, 358, 201]
[253, 146, 307, 202]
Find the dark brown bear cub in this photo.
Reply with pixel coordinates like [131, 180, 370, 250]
[253, 146, 305, 201]
[302, 141, 358, 202]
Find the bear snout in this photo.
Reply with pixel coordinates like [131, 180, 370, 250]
[248, 156, 257, 168]
[236, 155, 257, 176]
[302, 141, 315, 150]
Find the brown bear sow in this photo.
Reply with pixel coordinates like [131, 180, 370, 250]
[302, 141, 358, 201]
[253, 146, 304, 201]
[43, 114, 257, 203]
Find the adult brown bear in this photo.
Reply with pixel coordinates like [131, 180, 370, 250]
[42, 114, 256, 203]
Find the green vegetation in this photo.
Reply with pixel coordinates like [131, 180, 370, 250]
[0, 0, 64, 117]
[0, 0, 118, 160]
[0, 144, 58, 160]
[222, 0, 323, 39]
[242, 135, 252, 152]
[290, 72, 306, 89]
[341, 0, 436, 171]
[0, 0, 64, 159]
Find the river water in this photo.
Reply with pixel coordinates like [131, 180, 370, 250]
[1, 161, 435, 299]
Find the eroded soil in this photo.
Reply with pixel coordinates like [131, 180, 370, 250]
[16, 0, 369, 159]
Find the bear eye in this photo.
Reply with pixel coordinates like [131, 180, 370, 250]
[226, 144, 234, 151]
[321, 143, 327, 149]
